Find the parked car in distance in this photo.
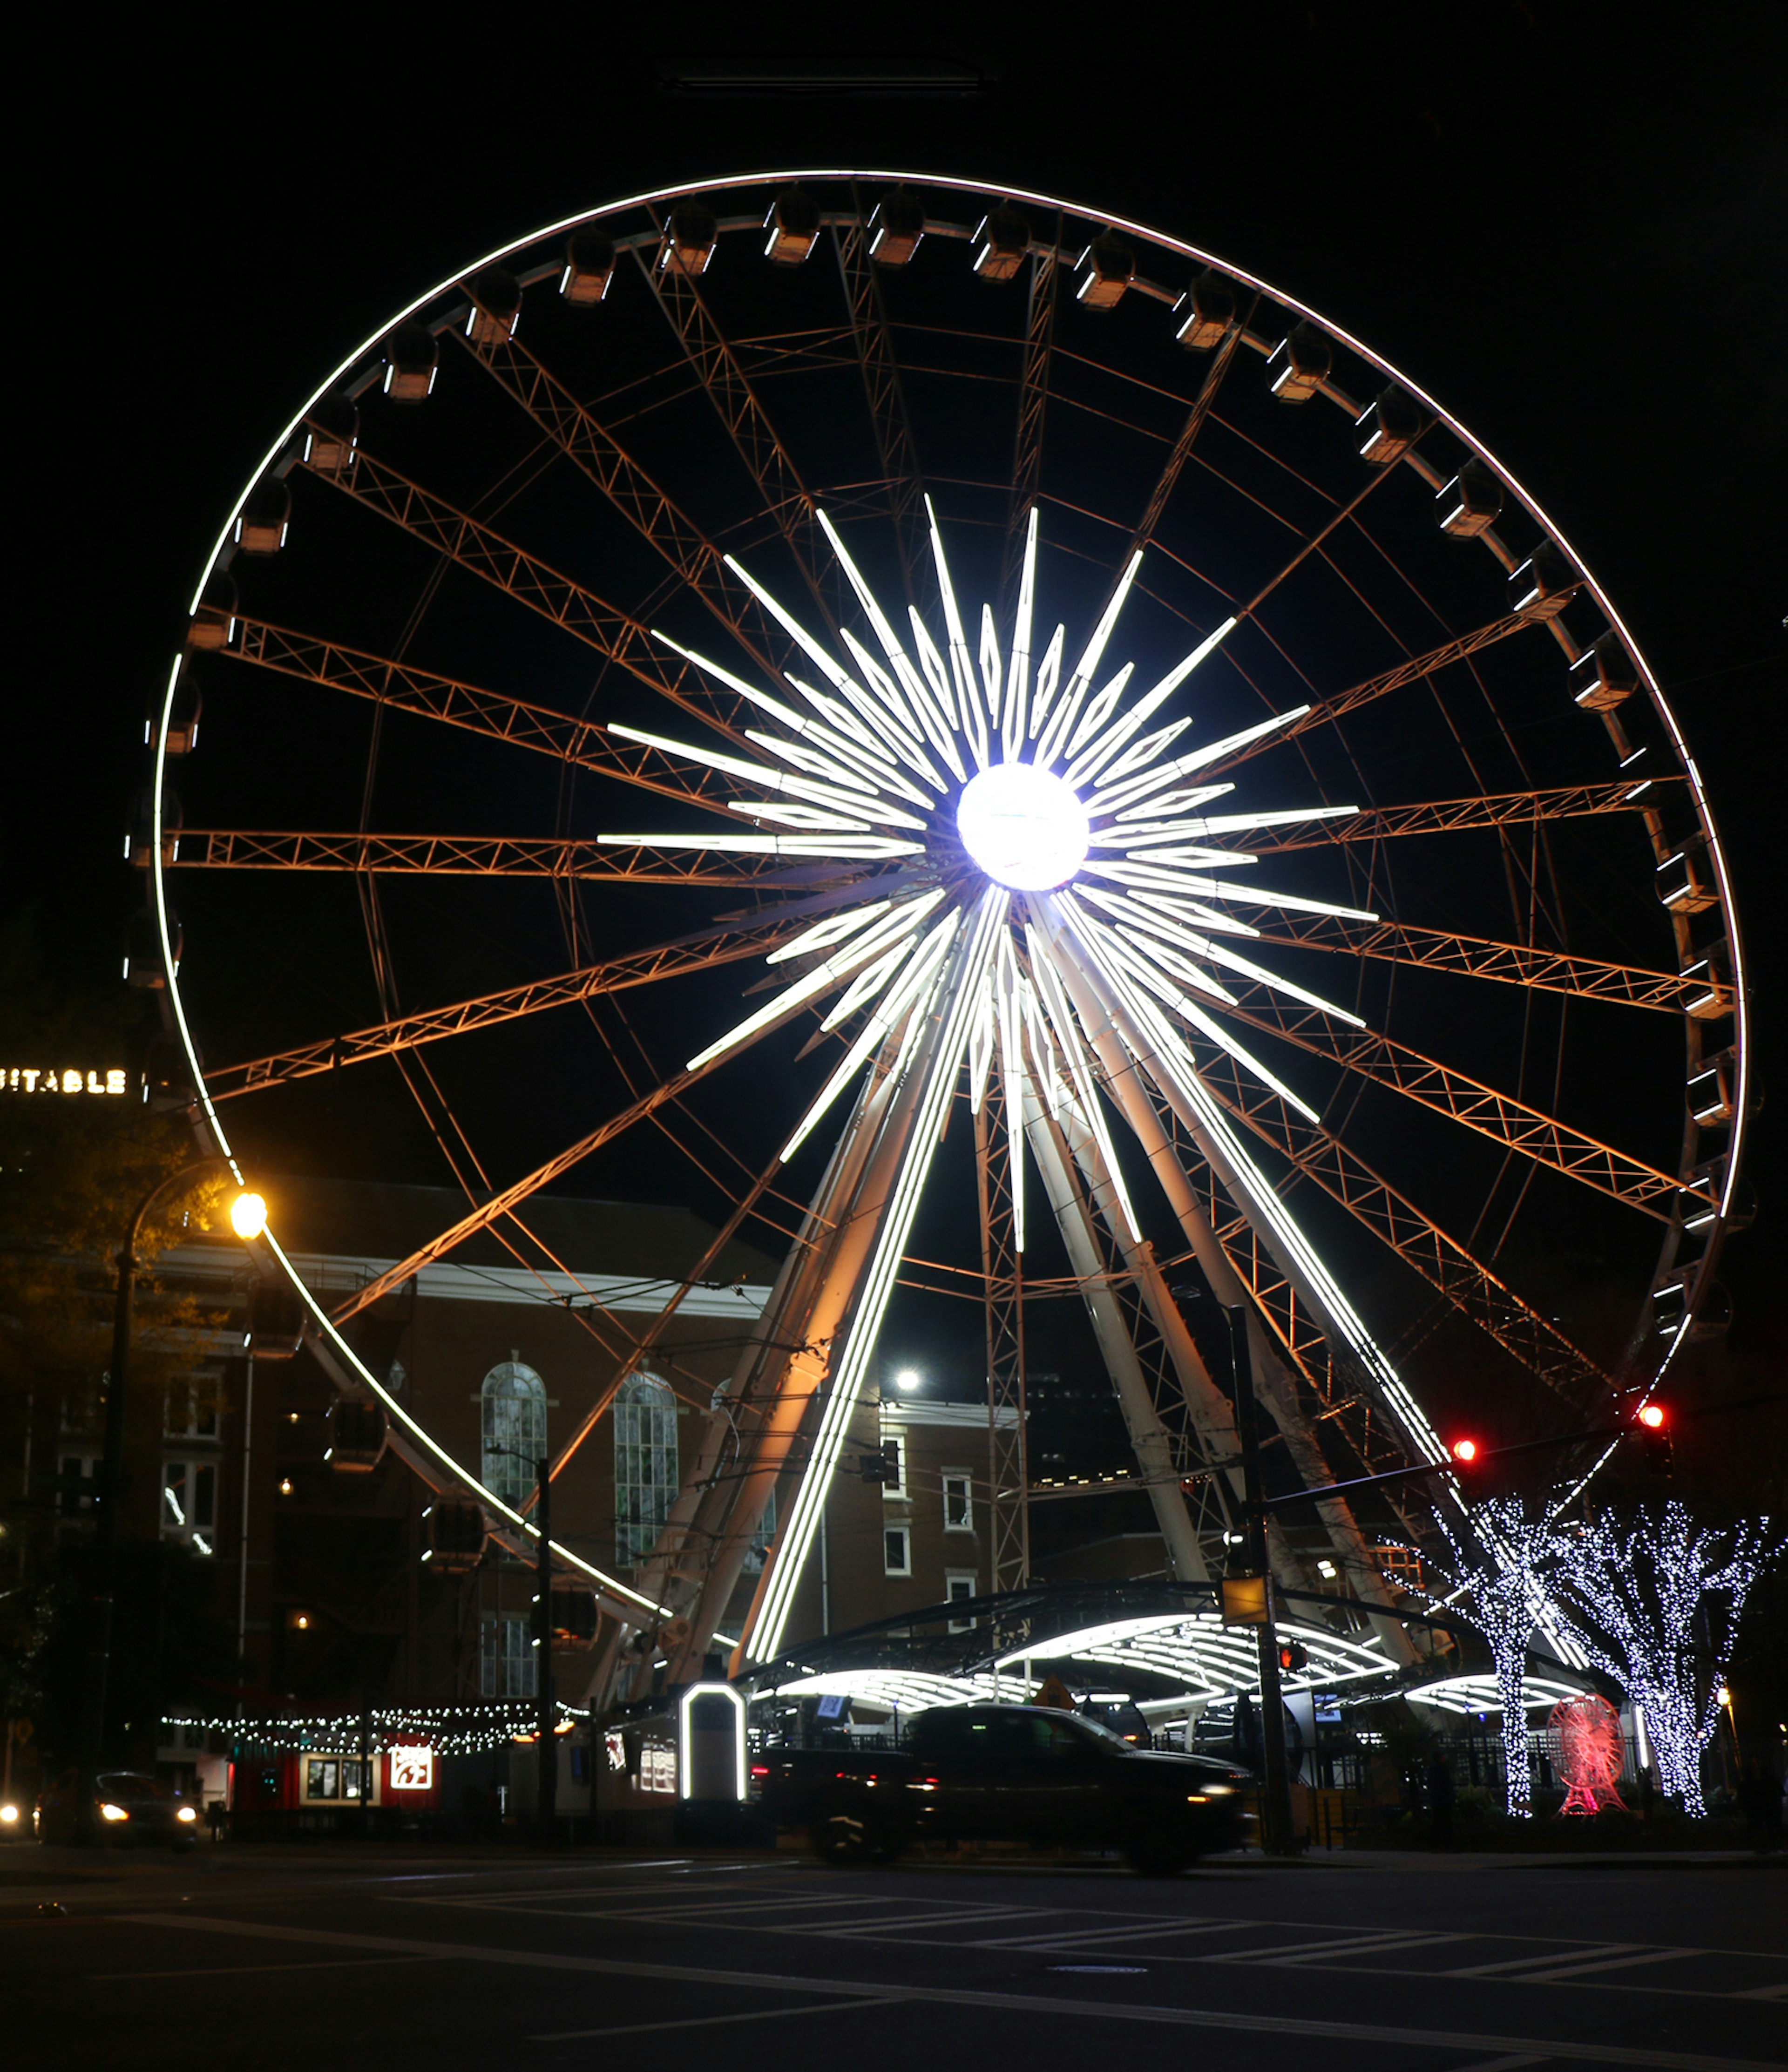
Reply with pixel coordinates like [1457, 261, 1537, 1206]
[35, 1769, 200, 1849]
[753, 1702, 1253, 1874]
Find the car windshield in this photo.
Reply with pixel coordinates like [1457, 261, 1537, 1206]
[97, 1774, 169, 1800]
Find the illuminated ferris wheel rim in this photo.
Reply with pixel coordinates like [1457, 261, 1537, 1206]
[145, 168, 1747, 1638]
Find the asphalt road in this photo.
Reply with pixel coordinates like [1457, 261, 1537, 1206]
[7, 1842, 1784, 2072]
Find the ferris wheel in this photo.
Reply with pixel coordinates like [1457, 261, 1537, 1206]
[141, 170, 1748, 1685]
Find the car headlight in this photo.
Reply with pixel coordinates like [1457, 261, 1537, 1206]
[1201, 1782, 1233, 1795]
[176, 1805, 198, 1823]
[100, 1802, 129, 1822]
[0, 1803, 18, 1825]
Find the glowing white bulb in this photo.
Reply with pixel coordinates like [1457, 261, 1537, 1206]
[894, 1368, 922, 1393]
[956, 761, 1088, 891]
[230, 1191, 268, 1239]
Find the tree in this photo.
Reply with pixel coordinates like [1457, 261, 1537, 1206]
[1553, 1503, 1781, 1817]
[1431, 1496, 1568, 1817]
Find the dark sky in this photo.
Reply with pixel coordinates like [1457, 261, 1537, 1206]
[12, 5, 1785, 1418]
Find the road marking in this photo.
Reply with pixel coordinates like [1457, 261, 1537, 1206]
[533, 1995, 906, 2041]
[89, 1956, 443, 1981]
[116, 1913, 1784, 2072]
[1730, 1984, 1788, 2002]
[1216, 1930, 1466, 1964]
[1449, 1945, 1647, 1978]
[826, 1907, 1047, 1935]
[1523, 1951, 1704, 1984]
[994, 1918, 1251, 1951]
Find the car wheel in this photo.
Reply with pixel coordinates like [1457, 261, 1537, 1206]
[1125, 1819, 1197, 1876]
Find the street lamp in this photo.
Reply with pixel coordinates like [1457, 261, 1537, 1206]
[81, 1157, 265, 1841]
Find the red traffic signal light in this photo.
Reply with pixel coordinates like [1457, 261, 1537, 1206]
[1449, 1438, 1481, 1464]
[1278, 1641, 1309, 1673]
[1633, 1401, 1673, 1476]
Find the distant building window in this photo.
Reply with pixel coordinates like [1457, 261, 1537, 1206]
[884, 1525, 912, 1577]
[481, 1612, 536, 1698]
[303, 1758, 368, 1802]
[615, 1372, 678, 1567]
[941, 1469, 973, 1531]
[945, 1570, 977, 1632]
[57, 1452, 99, 1521]
[162, 1460, 217, 1554]
[742, 1486, 777, 1573]
[481, 1356, 546, 1508]
[879, 1427, 907, 1500]
[163, 1381, 219, 1440]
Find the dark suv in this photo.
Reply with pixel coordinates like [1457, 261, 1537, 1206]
[35, 1770, 200, 1849]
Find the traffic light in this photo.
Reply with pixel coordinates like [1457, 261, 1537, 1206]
[1449, 1437, 1481, 1465]
[1635, 1402, 1673, 1477]
[1278, 1641, 1309, 1673]
[860, 1439, 900, 1485]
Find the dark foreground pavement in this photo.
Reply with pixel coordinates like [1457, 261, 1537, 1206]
[7, 1841, 1784, 2072]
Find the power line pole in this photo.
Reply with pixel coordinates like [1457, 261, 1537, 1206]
[1222, 1304, 1298, 1858]
[534, 1455, 557, 1839]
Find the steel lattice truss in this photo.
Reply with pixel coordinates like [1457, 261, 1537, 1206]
[144, 174, 1747, 1684]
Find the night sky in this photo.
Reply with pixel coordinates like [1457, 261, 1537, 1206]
[12, 7, 1784, 1483]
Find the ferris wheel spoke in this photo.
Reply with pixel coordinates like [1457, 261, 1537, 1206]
[1178, 1046, 1615, 1409]
[1200, 607, 1554, 776]
[455, 327, 797, 683]
[1248, 911, 1700, 1013]
[1246, 779, 1679, 855]
[833, 206, 928, 587]
[207, 908, 818, 1102]
[633, 226, 836, 625]
[219, 615, 739, 812]
[332, 955, 836, 1329]
[166, 829, 834, 887]
[302, 445, 757, 749]
[1212, 999, 1690, 1219]
[1003, 237, 1060, 596]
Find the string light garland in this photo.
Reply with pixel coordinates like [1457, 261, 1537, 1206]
[1430, 1496, 1569, 1817]
[160, 1700, 587, 1758]
[1551, 1503, 1780, 1818]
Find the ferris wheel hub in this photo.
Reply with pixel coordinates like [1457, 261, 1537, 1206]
[956, 760, 1089, 891]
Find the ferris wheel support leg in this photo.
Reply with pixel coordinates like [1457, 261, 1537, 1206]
[975, 1089, 1031, 1594]
[1043, 919, 1422, 1663]
[1020, 1078, 1212, 1586]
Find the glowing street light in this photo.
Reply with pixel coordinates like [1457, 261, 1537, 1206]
[230, 1190, 268, 1239]
[894, 1368, 923, 1393]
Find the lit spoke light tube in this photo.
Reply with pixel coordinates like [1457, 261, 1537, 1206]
[596, 507, 1446, 1664]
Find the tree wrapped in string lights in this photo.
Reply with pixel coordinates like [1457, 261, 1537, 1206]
[1552, 1504, 1779, 1817]
[1432, 1497, 1568, 1817]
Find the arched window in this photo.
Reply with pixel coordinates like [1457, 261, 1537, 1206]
[615, 1372, 677, 1566]
[481, 1355, 546, 1507]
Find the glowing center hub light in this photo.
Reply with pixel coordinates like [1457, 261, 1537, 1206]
[955, 761, 1089, 891]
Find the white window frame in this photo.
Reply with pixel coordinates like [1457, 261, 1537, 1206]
[481, 1358, 547, 1509]
[883, 1524, 912, 1577]
[57, 1450, 100, 1521]
[163, 1379, 220, 1441]
[614, 1370, 679, 1566]
[945, 1569, 978, 1632]
[161, 1458, 218, 1554]
[941, 1468, 974, 1532]
[879, 1425, 907, 1500]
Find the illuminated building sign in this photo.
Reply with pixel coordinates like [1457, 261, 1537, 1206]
[4, 1068, 129, 1095]
[387, 1745, 435, 1792]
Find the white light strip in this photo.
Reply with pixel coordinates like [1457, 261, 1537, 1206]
[677, 1681, 747, 1800]
[1062, 664, 1137, 763]
[925, 496, 990, 769]
[599, 830, 921, 859]
[607, 721, 926, 832]
[728, 800, 871, 832]
[1082, 704, 1311, 820]
[1081, 723, 1198, 813]
[978, 603, 1004, 725]
[1060, 905, 1445, 1463]
[1026, 930, 1143, 1243]
[1066, 616, 1239, 786]
[1035, 552, 1142, 767]
[1004, 506, 1039, 757]
[821, 935, 919, 1031]
[1028, 623, 1067, 734]
[764, 898, 896, 966]
[779, 913, 960, 1162]
[686, 890, 945, 1070]
[747, 889, 1008, 1662]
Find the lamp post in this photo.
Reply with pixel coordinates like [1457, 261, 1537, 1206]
[1221, 1304, 1298, 1858]
[81, 1158, 265, 1841]
[491, 1447, 557, 1840]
